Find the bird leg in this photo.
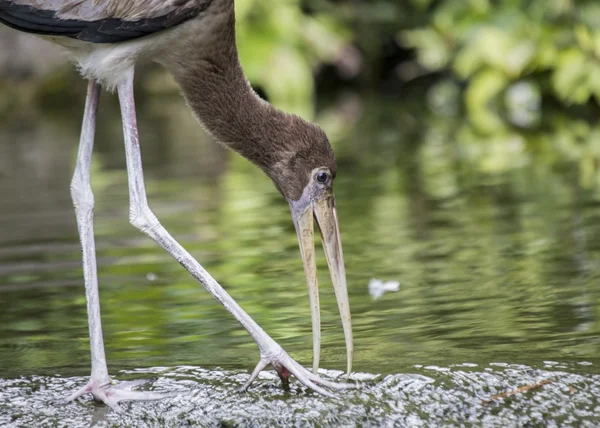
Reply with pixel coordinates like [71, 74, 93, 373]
[69, 80, 107, 387]
[65, 80, 166, 412]
[117, 68, 353, 398]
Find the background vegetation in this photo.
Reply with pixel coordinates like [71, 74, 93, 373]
[2, 0, 600, 185]
[1, 2, 600, 412]
[243, 0, 600, 188]
[3, 1, 600, 109]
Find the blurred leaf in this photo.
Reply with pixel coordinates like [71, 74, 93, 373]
[465, 69, 507, 133]
[401, 29, 451, 71]
[553, 49, 588, 104]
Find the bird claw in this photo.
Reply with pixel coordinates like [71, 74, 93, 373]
[63, 377, 168, 412]
[239, 346, 356, 398]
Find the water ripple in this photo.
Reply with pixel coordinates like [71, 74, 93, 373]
[0, 363, 598, 427]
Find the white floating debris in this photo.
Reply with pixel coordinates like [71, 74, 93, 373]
[423, 366, 450, 372]
[368, 278, 400, 299]
[454, 363, 478, 368]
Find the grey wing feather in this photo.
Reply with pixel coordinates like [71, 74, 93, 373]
[8, 0, 197, 21]
[0, 0, 211, 43]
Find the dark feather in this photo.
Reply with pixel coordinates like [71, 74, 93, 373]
[0, 0, 211, 43]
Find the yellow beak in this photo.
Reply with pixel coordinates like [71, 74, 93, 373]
[294, 191, 353, 376]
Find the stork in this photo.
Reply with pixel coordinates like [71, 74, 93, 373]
[0, 0, 353, 410]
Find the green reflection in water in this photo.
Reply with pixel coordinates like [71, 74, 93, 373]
[0, 92, 599, 383]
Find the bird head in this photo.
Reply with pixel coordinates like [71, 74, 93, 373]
[261, 116, 353, 376]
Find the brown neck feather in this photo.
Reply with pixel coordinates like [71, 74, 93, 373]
[162, 3, 335, 201]
[164, 9, 293, 176]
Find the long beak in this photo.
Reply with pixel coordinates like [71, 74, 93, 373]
[293, 192, 353, 376]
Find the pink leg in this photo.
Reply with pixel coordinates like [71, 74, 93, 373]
[65, 80, 165, 412]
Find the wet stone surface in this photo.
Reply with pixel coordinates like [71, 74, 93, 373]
[1, 364, 599, 427]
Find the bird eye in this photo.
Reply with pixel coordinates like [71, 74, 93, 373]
[316, 171, 329, 184]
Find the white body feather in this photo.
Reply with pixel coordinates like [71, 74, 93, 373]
[6, 0, 225, 88]
[42, 17, 205, 88]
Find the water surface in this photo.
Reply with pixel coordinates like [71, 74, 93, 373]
[0, 88, 599, 425]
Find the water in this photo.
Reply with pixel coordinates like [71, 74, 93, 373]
[1, 84, 600, 426]
[1, 365, 599, 426]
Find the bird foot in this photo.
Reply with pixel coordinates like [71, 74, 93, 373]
[64, 377, 167, 412]
[239, 346, 356, 397]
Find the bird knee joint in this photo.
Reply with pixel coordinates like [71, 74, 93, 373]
[70, 182, 95, 212]
[129, 206, 159, 232]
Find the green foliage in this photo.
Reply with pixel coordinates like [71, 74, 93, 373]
[235, 0, 349, 118]
[401, 0, 600, 120]
[234, 0, 600, 126]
